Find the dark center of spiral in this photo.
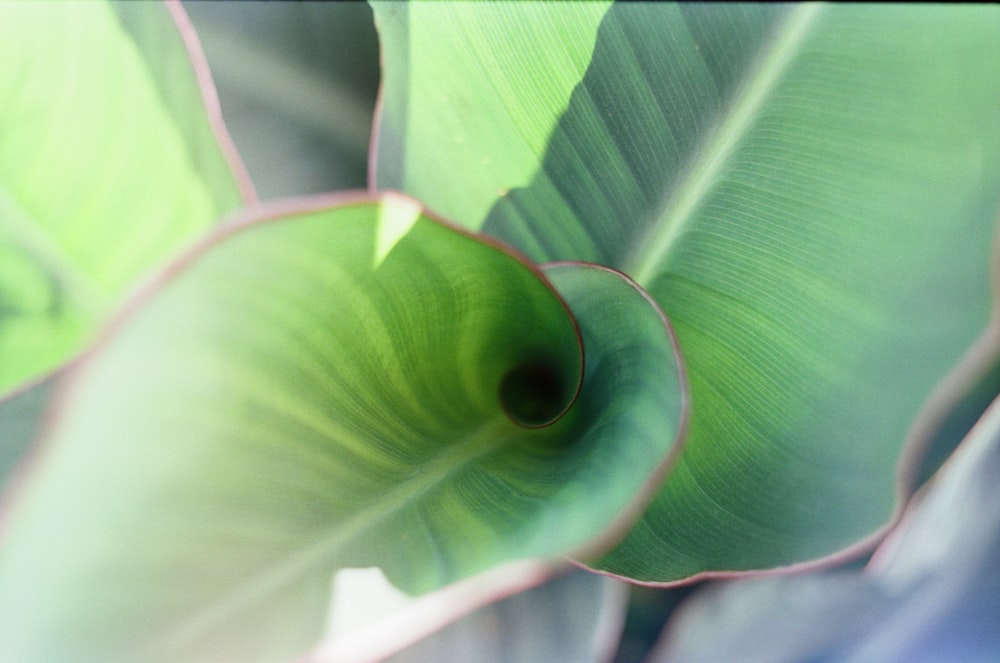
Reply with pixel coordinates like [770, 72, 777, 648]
[499, 361, 567, 427]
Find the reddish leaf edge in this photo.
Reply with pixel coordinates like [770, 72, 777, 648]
[541, 261, 692, 571]
[165, 0, 258, 206]
[365, 2, 391, 195]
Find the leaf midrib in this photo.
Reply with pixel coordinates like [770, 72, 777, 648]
[625, 2, 824, 287]
[158, 417, 516, 653]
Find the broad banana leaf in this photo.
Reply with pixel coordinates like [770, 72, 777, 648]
[372, 1, 1000, 581]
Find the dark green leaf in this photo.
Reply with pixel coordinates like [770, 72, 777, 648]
[372, 2, 1000, 581]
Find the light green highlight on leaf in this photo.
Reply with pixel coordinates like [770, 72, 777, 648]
[0, 1, 245, 395]
[374, 194, 421, 268]
[372, 1, 612, 228]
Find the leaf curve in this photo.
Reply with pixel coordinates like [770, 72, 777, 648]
[0, 0, 250, 395]
[0, 193, 684, 662]
[372, 2, 1000, 580]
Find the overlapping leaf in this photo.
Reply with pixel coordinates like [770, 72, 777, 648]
[0, 194, 685, 662]
[372, 2, 1000, 580]
[655, 392, 1000, 663]
[0, 0, 249, 395]
[372, 1, 610, 228]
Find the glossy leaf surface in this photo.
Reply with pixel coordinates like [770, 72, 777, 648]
[373, 2, 1000, 580]
[0, 194, 684, 662]
[0, 1, 247, 395]
[655, 393, 1000, 663]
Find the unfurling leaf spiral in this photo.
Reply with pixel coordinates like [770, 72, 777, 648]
[0, 193, 686, 663]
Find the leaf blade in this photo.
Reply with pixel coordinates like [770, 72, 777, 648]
[371, 0, 611, 228]
[654, 392, 1000, 663]
[0, 1, 248, 394]
[372, 1, 1000, 581]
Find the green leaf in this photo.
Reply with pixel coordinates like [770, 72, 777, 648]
[371, 0, 611, 227]
[0, 1, 249, 395]
[0, 194, 684, 662]
[654, 392, 1000, 663]
[372, 2, 1000, 580]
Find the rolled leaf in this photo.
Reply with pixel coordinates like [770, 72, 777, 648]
[372, 1, 1000, 581]
[0, 193, 685, 662]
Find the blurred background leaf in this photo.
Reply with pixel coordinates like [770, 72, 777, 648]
[183, 1, 379, 198]
[0, 373, 59, 492]
[0, 1, 248, 396]
[653, 393, 1000, 663]
[383, 569, 629, 663]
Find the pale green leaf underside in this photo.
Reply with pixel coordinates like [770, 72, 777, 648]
[374, 3, 1000, 580]
[0, 196, 684, 662]
[0, 1, 244, 395]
